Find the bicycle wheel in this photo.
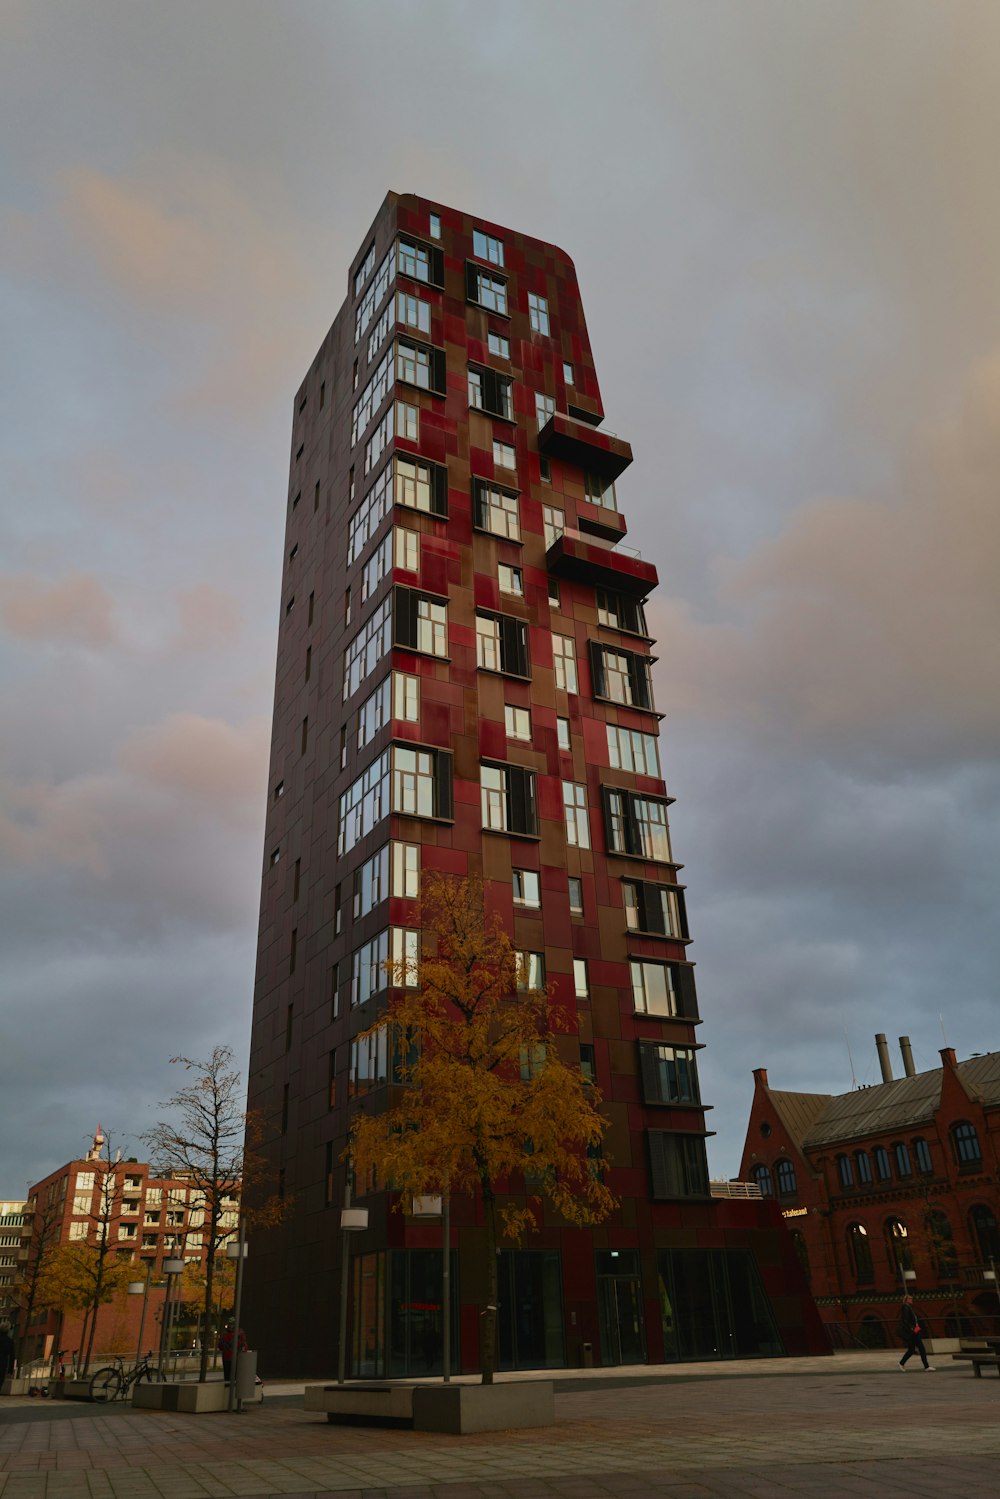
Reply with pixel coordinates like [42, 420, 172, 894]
[136, 1362, 165, 1384]
[90, 1367, 123, 1403]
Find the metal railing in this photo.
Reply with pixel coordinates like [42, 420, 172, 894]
[709, 1180, 763, 1199]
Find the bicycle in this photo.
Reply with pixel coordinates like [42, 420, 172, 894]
[89, 1353, 165, 1402]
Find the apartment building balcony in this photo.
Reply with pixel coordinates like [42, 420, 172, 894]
[538, 411, 632, 482]
[547, 528, 658, 596]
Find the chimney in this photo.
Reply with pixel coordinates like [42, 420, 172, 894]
[940, 1046, 957, 1068]
[753, 1067, 768, 1087]
[899, 1036, 916, 1078]
[875, 1033, 894, 1084]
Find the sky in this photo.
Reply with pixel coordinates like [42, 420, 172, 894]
[2, 0, 999, 1192]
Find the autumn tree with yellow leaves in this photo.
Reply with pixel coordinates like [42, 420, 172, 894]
[350, 874, 618, 1384]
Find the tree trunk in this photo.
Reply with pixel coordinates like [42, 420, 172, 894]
[200, 1241, 215, 1382]
[480, 1186, 498, 1385]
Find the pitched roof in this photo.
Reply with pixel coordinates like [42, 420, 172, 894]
[767, 1052, 1000, 1150]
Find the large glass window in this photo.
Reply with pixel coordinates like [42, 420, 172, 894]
[605, 790, 672, 862]
[885, 1217, 911, 1275]
[775, 1159, 797, 1198]
[470, 269, 508, 314]
[353, 844, 390, 920]
[343, 597, 392, 701]
[351, 932, 390, 1008]
[416, 597, 447, 657]
[338, 751, 390, 856]
[512, 869, 540, 908]
[392, 746, 436, 818]
[562, 780, 590, 848]
[527, 293, 550, 335]
[391, 841, 420, 899]
[552, 633, 578, 692]
[630, 960, 680, 1017]
[352, 346, 394, 445]
[473, 229, 504, 266]
[952, 1121, 983, 1167]
[348, 460, 394, 564]
[622, 880, 685, 939]
[913, 1137, 933, 1174]
[639, 1044, 700, 1105]
[396, 290, 431, 335]
[480, 762, 537, 836]
[398, 237, 431, 282]
[607, 725, 661, 777]
[648, 1133, 709, 1199]
[874, 1146, 892, 1182]
[535, 391, 555, 429]
[542, 505, 564, 550]
[751, 1164, 773, 1198]
[847, 1223, 873, 1283]
[969, 1204, 1000, 1262]
[893, 1142, 912, 1178]
[473, 480, 520, 539]
[515, 951, 545, 991]
[468, 366, 513, 419]
[591, 643, 654, 710]
[836, 1154, 854, 1188]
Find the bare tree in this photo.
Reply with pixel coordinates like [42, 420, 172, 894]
[144, 1047, 283, 1381]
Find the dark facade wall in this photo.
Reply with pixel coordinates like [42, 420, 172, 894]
[243, 191, 826, 1375]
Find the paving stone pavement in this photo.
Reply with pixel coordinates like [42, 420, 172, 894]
[1, 1356, 999, 1498]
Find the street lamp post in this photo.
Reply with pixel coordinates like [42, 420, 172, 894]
[127, 1264, 153, 1371]
[337, 1161, 368, 1384]
[226, 1222, 248, 1413]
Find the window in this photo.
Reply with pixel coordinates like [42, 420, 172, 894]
[473, 229, 504, 266]
[527, 293, 550, 335]
[573, 958, 589, 999]
[397, 337, 445, 394]
[597, 588, 645, 633]
[586, 473, 618, 511]
[515, 951, 544, 990]
[392, 745, 435, 817]
[354, 845, 389, 919]
[468, 266, 508, 315]
[640, 1044, 700, 1105]
[751, 1164, 773, 1198]
[847, 1223, 873, 1283]
[338, 752, 390, 855]
[952, 1121, 983, 1167]
[590, 643, 654, 710]
[552, 633, 577, 692]
[885, 1217, 911, 1274]
[350, 1024, 388, 1095]
[542, 505, 564, 550]
[519, 1043, 547, 1082]
[562, 780, 590, 848]
[548, 577, 560, 605]
[396, 399, 418, 442]
[487, 330, 510, 359]
[607, 725, 661, 778]
[394, 526, 419, 574]
[343, 597, 392, 700]
[969, 1204, 1000, 1261]
[505, 704, 531, 741]
[398, 236, 441, 285]
[391, 927, 420, 987]
[273, 780, 284, 802]
[354, 241, 376, 296]
[568, 877, 583, 915]
[579, 1043, 595, 1084]
[563, 361, 574, 384]
[397, 289, 431, 335]
[476, 612, 529, 677]
[622, 880, 687, 939]
[394, 588, 448, 657]
[535, 391, 555, 429]
[269, 848, 280, 867]
[395, 452, 449, 518]
[913, 1137, 932, 1174]
[473, 480, 520, 540]
[493, 439, 516, 470]
[328, 1050, 337, 1111]
[836, 1154, 854, 1188]
[480, 762, 538, 836]
[893, 1142, 912, 1178]
[469, 365, 514, 420]
[775, 1159, 797, 1198]
[512, 869, 540, 907]
[648, 1132, 709, 1199]
[855, 1150, 873, 1184]
[351, 930, 389, 1007]
[871, 1146, 890, 1181]
[556, 717, 570, 751]
[540, 456, 551, 482]
[364, 404, 393, 473]
[361, 531, 392, 602]
[392, 841, 420, 899]
[351, 346, 394, 445]
[925, 1208, 958, 1278]
[356, 671, 418, 752]
[429, 213, 441, 240]
[355, 243, 396, 344]
[498, 563, 523, 597]
[348, 461, 394, 564]
[629, 960, 697, 1019]
[604, 789, 673, 862]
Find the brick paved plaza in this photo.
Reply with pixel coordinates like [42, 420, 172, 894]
[2, 1354, 999, 1498]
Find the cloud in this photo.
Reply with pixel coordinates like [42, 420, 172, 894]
[0, 572, 118, 647]
[650, 352, 1000, 768]
[118, 711, 269, 812]
[172, 584, 243, 654]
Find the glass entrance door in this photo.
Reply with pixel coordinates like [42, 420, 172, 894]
[597, 1276, 646, 1366]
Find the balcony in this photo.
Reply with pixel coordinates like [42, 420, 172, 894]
[547, 529, 658, 596]
[710, 1181, 763, 1199]
[538, 411, 633, 482]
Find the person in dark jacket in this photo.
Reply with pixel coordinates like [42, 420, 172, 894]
[898, 1295, 934, 1370]
[218, 1321, 247, 1383]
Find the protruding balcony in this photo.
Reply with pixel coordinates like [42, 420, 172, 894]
[538, 412, 633, 481]
[547, 529, 658, 596]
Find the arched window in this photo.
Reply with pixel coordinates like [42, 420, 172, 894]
[836, 1154, 854, 1188]
[855, 1151, 873, 1184]
[925, 1208, 958, 1279]
[913, 1137, 933, 1174]
[952, 1121, 983, 1168]
[791, 1230, 810, 1283]
[893, 1142, 912, 1178]
[884, 1217, 911, 1275]
[969, 1204, 1000, 1262]
[874, 1146, 892, 1182]
[751, 1163, 773, 1198]
[847, 1222, 874, 1283]
[776, 1158, 797, 1198]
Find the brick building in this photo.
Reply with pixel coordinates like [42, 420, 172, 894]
[18, 1129, 239, 1364]
[0, 1201, 29, 1335]
[739, 1038, 1000, 1347]
[243, 191, 827, 1376]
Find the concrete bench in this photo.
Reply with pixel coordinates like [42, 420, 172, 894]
[304, 1384, 416, 1424]
[951, 1351, 1000, 1378]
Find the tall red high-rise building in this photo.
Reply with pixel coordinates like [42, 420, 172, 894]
[243, 192, 825, 1375]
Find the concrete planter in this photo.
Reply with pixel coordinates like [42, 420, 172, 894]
[133, 1381, 231, 1413]
[51, 1379, 93, 1401]
[1, 1376, 34, 1396]
[305, 1380, 555, 1434]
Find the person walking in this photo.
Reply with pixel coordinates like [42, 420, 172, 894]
[897, 1294, 934, 1370]
[218, 1321, 247, 1383]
